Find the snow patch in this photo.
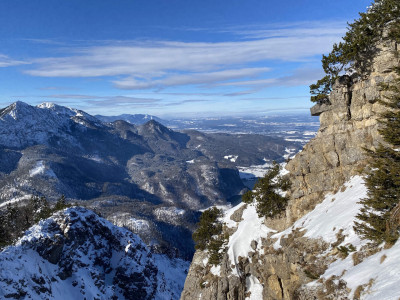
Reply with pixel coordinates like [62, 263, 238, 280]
[210, 265, 221, 276]
[322, 240, 400, 300]
[84, 155, 104, 163]
[238, 162, 272, 180]
[224, 155, 238, 162]
[226, 204, 274, 276]
[273, 176, 366, 249]
[303, 131, 317, 136]
[301, 176, 365, 245]
[283, 147, 297, 160]
[245, 275, 264, 300]
[29, 161, 57, 178]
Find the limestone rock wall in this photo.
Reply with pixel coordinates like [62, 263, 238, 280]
[283, 37, 399, 230]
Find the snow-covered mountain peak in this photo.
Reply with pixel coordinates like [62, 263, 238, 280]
[0, 207, 189, 299]
[37, 102, 101, 124]
[0, 101, 36, 120]
[37, 101, 58, 109]
[0, 101, 104, 148]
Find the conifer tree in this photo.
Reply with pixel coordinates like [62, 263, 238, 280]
[54, 195, 68, 211]
[192, 207, 222, 251]
[354, 69, 400, 244]
[242, 162, 290, 218]
[192, 207, 227, 265]
[310, 0, 400, 102]
[5, 203, 19, 241]
[0, 214, 9, 247]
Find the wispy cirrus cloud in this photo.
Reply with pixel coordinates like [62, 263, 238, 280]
[163, 99, 210, 107]
[219, 20, 346, 40]
[214, 67, 325, 88]
[114, 67, 270, 89]
[23, 21, 345, 91]
[0, 54, 29, 68]
[220, 67, 325, 96]
[45, 94, 160, 106]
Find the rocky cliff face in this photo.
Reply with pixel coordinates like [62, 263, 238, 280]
[181, 35, 400, 299]
[282, 35, 399, 230]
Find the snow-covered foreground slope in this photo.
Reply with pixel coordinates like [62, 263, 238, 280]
[0, 207, 189, 300]
[201, 176, 400, 299]
[273, 176, 366, 249]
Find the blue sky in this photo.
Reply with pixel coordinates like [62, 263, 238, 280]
[0, 0, 371, 118]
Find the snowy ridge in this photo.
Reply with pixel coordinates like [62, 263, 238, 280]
[0, 101, 103, 148]
[0, 207, 189, 299]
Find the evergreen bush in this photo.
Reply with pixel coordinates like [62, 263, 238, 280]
[242, 162, 290, 218]
[310, 0, 400, 102]
[354, 70, 400, 245]
[192, 207, 227, 266]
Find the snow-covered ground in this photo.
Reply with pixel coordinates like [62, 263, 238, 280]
[221, 202, 275, 280]
[218, 176, 400, 299]
[237, 161, 272, 180]
[246, 275, 264, 300]
[29, 161, 57, 178]
[0, 207, 189, 300]
[273, 176, 366, 249]
[224, 155, 238, 162]
[110, 213, 151, 233]
[322, 240, 400, 300]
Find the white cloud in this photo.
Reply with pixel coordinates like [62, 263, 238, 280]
[222, 21, 346, 40]
[214, 67, 325, 88]
[45, 94, 160, 105]
[114, 67, 270, 89]
[23, 21, 345, 90]
[0, 54, 28, 67]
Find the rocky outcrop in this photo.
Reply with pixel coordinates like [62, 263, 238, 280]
[310, 100, 331, 116]
[0, 207, 189, 299]
[181, 34, 400, 300]
[283, 36, 399, 230]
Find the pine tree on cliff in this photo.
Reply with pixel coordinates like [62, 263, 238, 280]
[242, 162, 290, 218]
[354, 71, 400, 245]
[192, 207, 226, 265]
[192, 207, 223, 251]
[310, 0, 400, 102]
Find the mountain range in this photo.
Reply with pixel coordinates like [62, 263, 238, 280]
[0, 101, 301, 259]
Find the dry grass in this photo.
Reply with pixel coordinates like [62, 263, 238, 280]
[380, 254, 387, 264]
